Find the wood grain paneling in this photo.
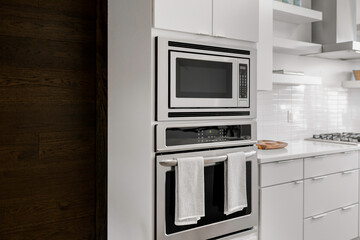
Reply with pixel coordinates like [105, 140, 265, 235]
[96, 0, 108, 237]
[0, 216, 95, 240]
[0, 6, 95, 42]
[0, 0, 100, 238]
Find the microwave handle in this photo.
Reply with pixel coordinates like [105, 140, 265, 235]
[159, 151, 256, 167]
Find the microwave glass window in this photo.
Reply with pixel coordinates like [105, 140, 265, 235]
[176, 58, 232, 98]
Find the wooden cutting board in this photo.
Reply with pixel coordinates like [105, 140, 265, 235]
[257, 140, 288, 150]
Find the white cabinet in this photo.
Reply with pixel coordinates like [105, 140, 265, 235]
[153, 0, 259, 42]
[260, 151, 360, 240]
[304, 151, 358, 178]
[213, 0, 259, 42]
[260, 181, 303, 240]
[153, 0, 212, 35]
[304, 204, 358, 240]
[260, 158, 303, 187]
[304, 170, 359, 218]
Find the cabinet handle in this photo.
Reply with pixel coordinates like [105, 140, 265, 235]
[294, 180, 303, 184]
[312, 176, 327, 181]
[312, 213, 327, 219]
[342, 170, 356, 175]
[341, 151, 353, 155]
[342, 205, 356, 211]
[312, 155, 325, 159]
[214, 34, 225, 38]
[197, 32, 208, 36]
[276, 159, 296, 164]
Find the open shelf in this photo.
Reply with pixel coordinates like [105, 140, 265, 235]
[342, 81, 360, 88]
[273, 73, 322, 85]
[273, 1, 323, 24]
[273, 37, 322, 55]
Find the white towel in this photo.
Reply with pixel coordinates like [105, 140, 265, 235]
[224, 152, 247, 215]
[175, 156, 205, 226]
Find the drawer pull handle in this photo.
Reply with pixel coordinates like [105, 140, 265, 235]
[342, 205, 356, 211]
[198, 32, 208, 36]
[277, 160, 295, 164]
[312, 176, 327, 181]
[312, 213, 327, 219]
[312, 155, 325, 159]
[294, 180, 303, 184]
[342, 170, 355, 175]
[341, 151, 353, 154]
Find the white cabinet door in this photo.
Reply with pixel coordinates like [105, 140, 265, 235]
[304, 205, 358, 240]
[153, 0, 212, 35]
[304, 170, 359, 218]
[260, 181, 303, 240]
[213, 0, 259, 42]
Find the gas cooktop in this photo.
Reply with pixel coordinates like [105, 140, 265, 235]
[306, 132, 360, 145]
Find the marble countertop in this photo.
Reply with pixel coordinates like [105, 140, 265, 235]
[258, 140, 360, 164]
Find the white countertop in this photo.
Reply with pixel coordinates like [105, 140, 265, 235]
[258, 140, 360, 164]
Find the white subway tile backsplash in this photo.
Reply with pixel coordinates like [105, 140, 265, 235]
[257, 85, 360, 141]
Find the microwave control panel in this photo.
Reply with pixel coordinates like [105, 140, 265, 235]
[239, 64, 248, 99]
[165, 125, 251, 147]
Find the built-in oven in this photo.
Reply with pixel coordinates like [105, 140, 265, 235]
[155, 121, 258, 240]
[156, 37, 257, 121]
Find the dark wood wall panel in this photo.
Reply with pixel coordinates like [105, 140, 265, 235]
[0, 0, 97, 238]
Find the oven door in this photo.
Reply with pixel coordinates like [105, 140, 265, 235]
[155, 146, 258, 240]
[170, 51, 239, 108]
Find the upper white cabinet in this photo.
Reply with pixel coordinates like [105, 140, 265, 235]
[153, 0, 259, 42]
[153, 0, 212, 35]
[213, 0, 259, 42]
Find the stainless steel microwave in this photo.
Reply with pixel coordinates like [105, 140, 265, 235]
[156, 37, 257, 121]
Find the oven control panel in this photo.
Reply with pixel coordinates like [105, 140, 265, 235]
[166, 125, 251, 147]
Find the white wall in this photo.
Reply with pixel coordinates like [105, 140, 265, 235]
[108, 0, 153, 239]
[258, 53, 360, 141]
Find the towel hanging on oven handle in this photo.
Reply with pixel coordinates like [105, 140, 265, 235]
[159, 151, 257, 167]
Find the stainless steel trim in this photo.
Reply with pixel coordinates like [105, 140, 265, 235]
[156, 146, 258, 240]
[156, 37, 257, 121]
[169, 51, 240, 108]
[342, 170, 357, 175]
[159, 150, 256, 167]
[342, 205, 357, 211]
[312, 213, 327, 220]
[304, 138, 360, 146]
[156, 120, 257, 152]
[276, 159, 296, 164]
[312, 176, 328, 181]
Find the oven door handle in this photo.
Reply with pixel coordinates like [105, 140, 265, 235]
[159, 151, 257, 167]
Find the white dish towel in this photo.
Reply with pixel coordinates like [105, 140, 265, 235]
[175, 156, 205, 226]
[224, 152, 247, 215]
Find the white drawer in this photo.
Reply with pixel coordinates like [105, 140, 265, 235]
[260, 159, 303, 187]
[304, 170, 359, 218]
[304, 151, 358, 178]
[304, 204, 358, 240]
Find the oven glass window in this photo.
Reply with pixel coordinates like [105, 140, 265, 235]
[165, 162, 252, 234]
[176, 58, 233, 98]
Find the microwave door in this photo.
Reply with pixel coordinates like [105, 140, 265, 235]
[169, 52, 238, 109]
